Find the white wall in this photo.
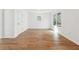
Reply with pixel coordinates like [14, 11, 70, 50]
[61, 9, 79, 45]
[0, 10, 3, 38]
[28, 12, 51, 29]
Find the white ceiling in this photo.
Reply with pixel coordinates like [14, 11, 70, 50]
[27, 9, 62, 14]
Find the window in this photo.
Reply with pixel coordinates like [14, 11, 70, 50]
[53, 12, 61, 27]
[37, 16, 41, 21]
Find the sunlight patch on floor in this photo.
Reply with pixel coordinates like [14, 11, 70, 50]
[51, 26, 59, 41]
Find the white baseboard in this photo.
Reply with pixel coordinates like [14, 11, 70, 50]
[28, 27, 50, 29]
[0, 36, 16, 39]
[0, 28, 29, 39]
[60, 33, 79, 45]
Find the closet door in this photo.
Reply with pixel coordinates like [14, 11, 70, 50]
[14, 10, 23, 36]
[14, 9, 28, 37]
[4, 9, 14, 38]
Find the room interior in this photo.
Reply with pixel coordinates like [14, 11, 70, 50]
[0, 9, 79, 50]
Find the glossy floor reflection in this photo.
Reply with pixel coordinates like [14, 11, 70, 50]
[0, 29, 79, 50]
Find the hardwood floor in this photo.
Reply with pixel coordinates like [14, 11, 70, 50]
[0, 29, 79, 50]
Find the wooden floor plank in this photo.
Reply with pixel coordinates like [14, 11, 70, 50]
[0, 29, 79, 50]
